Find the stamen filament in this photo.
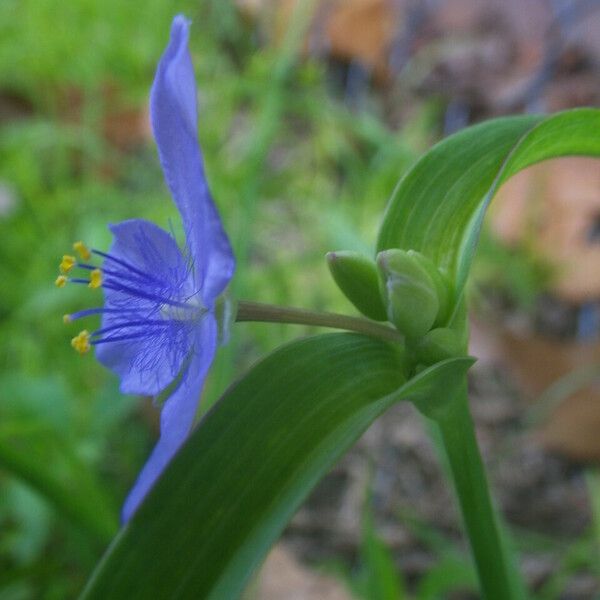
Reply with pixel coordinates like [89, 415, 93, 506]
[68, 276, 193, 311]
[77, 263, 158, 288]
[66, 307, 141, 321]
[92, 320, 171, 338]
[91, 333, 157, 345]
[92, 249, 163, 284]
[101, 281, 192, 309]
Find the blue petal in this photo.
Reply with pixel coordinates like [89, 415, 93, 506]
[121, 314, 218, 522]
[151, 15, 235, 304]
[95, 219, 191, 396]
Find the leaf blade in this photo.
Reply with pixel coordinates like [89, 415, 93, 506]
[376, 108, 600, 292]
[82, 334, 472, 599]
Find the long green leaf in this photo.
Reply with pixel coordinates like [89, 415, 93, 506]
[82, 333, 472, 599]
[377, 108, 600, 292]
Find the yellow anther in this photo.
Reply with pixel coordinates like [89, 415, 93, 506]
[63, 314, 72, 324]
[60, 255, 76, 274]
[73, 241, 91, 261]
[71, 330, 91, 354]
[89, 269, 102, 289]
[55, 275, 67, 288]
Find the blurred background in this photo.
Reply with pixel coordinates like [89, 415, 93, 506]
[0, 0, 599, 597]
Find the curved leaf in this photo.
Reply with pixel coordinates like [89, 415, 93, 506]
[82, 333, 472, 599]
[377, 108, 600, 292]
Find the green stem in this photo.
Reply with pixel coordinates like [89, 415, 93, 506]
[235, 300, 402, 343]
[585, 467, 600, 574]
[436, 385, 526, 600]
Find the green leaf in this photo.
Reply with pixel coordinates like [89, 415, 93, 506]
[416, 556, 477, 600]
[82, 334, 472, 599]
[377, 108, 600, 293]
[358, 497, 406, 600]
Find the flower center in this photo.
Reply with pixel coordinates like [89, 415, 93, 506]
[160, 300, 207, 322]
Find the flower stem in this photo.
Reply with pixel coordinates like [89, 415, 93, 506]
[235, 301, 402, 343]
[435, 384, 527, 600]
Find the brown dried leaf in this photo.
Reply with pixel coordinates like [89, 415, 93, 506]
[490, 157, 600, 302]
[478, 319, 600, 462]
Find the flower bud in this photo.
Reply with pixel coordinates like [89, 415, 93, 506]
[406, 250, 452, 327]
[377, 249, 439, 339]
[326, 251, 387, 321]
[415, 327, 464, 365]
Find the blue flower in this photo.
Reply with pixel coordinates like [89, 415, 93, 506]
[57, 16, 235, 522]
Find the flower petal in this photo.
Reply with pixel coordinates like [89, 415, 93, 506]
[121, 314, 218, 522]
[106, 219, 190, 287]
[151, 15, 235, 304]
[95, 219, 191, 396]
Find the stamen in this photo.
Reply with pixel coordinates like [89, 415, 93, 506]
[92, 320, 170, 338]
[55, 275, 67, 288]
[101, 280, 190, 309]
[78, 263, 153, 288]
[69, 275, 192, 311]
[92, 249, 162, 284]
[63, 314, 72, 324]
[89, 269, 102, 289]
[73, 241, 91, 261]
[60, 255, 76, 274]
[91, 333, 149, 345]
[71, 330, 91, 354]
[66, 307, 140, 321]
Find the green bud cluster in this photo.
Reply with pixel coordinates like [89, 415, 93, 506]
[376, 250, 448, 339]
[327, 247, 464, 366]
